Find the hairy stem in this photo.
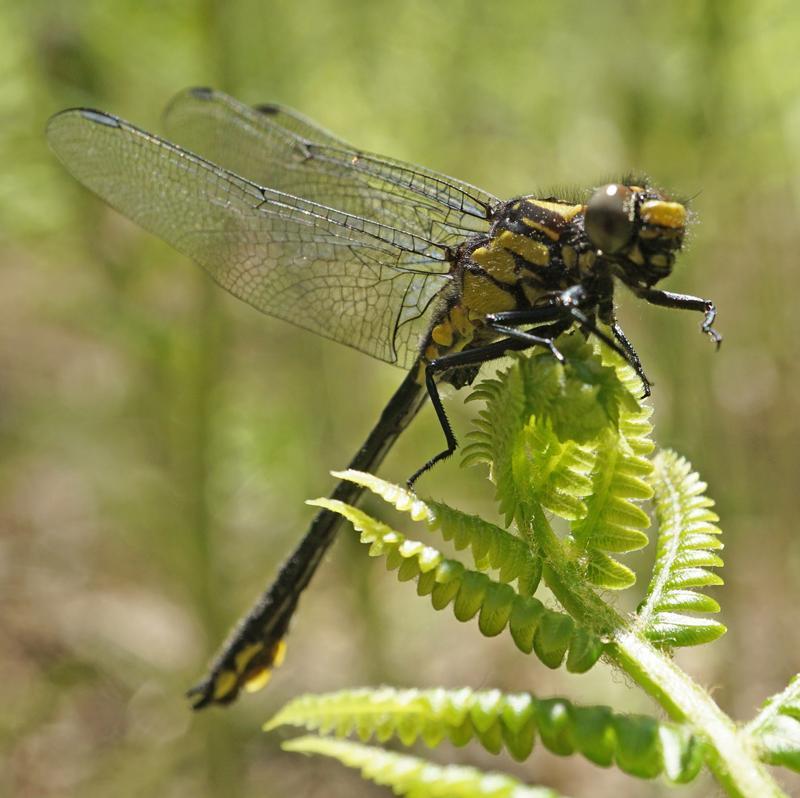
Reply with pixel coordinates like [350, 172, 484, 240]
[539, 524, 785, 798]
[610, 632, 784, 798]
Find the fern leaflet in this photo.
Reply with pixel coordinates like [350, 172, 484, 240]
[460, 336, 655, 590]
[331, 470, 541, 594]
[283, 736, 566, 797]
[311, 498, 603, 672]
[637, 449, 725, 646]
[746, 673, 800, 772]
[268, 686, 705, 782]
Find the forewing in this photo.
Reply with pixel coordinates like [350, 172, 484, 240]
[47, 108, 451, 368]
[162, 87, 496, 246]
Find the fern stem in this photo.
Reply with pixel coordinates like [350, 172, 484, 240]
[609, 632, 786, 798]
[530, 510, 619, 633]
[535, 515, 784, 796]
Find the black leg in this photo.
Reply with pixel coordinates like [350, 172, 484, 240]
[609, 321, 652, 398]
[489, 293, 633, 367]
[487, 323, 566, 362]
[406, 325, 567, 488]
[636, 288, 722, 348]
[566, 306, 632, 363]
[486, 304, 564, 326]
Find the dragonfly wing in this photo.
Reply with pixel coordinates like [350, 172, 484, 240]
[162, 88, 496, 246]
[47, 108, 450, 369]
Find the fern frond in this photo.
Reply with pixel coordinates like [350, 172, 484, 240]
[268, 687, 705, 783]
[746, 673, 800, 772]
[568, 429, 652, 590]
[637, 450, 725, 647]
[331, 470, 541, 595]
[460, 341, 607, 527]
[282, 736, 566, 797]
[311, 498, 603, 673]
[461, 335, 655, 591]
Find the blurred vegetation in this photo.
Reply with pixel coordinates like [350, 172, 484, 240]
[1, 0, 799, 796]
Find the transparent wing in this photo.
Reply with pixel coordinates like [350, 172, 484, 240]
[162, 87, 497, 247]
[47, 108, 452, 369]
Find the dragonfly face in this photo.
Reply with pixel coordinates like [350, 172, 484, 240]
[583, 183, 688, 287]
[46, 89, 719, 708]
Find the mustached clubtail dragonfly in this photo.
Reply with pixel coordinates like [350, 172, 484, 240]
[47, 87, 720, 709]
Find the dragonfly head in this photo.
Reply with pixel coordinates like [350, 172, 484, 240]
[584, 183, 687, 287]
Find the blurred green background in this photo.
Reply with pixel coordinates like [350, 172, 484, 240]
[2, 1, 799, 796]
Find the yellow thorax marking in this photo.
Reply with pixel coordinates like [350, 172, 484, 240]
[471, 242, 517, 284]
[531, 200, 584, 220]
[577, 250, 596, 274]
[520, 200, 584, 241]
[462, 272, 517, 319]
[497, 230, 550, 267]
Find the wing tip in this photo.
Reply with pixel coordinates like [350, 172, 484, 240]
[254, 103, 280, 116]
[78, 109, 121, 128]
[187, 86, 215, 101]
[46, 107, 122, 141]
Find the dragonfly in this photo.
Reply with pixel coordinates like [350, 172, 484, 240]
[47, 87, 720, 710]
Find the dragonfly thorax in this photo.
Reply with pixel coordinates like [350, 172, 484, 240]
[417, 183, 689, 382]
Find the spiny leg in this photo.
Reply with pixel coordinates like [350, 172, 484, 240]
[566, 306, 632, 362]
[609, 321, 652, 398]
[495, 293, 654, 397]
[484, 304, 573, 361]
[636, 288, 722, 347]
[407, 321, 569, 488]
[490, 293, 634, 372]
[486, 323, 567, 362]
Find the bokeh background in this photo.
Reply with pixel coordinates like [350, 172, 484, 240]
[2, 1, 799, 796]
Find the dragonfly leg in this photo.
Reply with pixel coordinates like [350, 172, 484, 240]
[407, 324, 568, 488]
[605, 317, 652, 398]
[485, 323, 567, 362]
[492, 297, 651, 396]
[488, 300, 632, 368]
[635, 288, 722, 348]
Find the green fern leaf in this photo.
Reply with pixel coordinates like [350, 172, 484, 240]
[461, 336, 655, 591]
[746, 673, 800, 772]
[563, 344, 654, 589]
[312, 498, 603, 673]
[460, 339, 611, 526]
[282, 736, 566, 797]
[268, 686, 705, 783]
[568, 427, 652, 589]
[637, 450, 725, 646]
[331, 470, 541, 595]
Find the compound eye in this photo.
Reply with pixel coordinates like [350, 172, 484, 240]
[584, 184, 636, 254]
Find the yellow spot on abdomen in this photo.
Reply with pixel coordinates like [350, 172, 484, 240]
[234, 642, 263, 674]
[212, 670, 239, 701]
[273, 639, 288, 667]
[431, 320, 454, 347]
[244, 668, 272, 693]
